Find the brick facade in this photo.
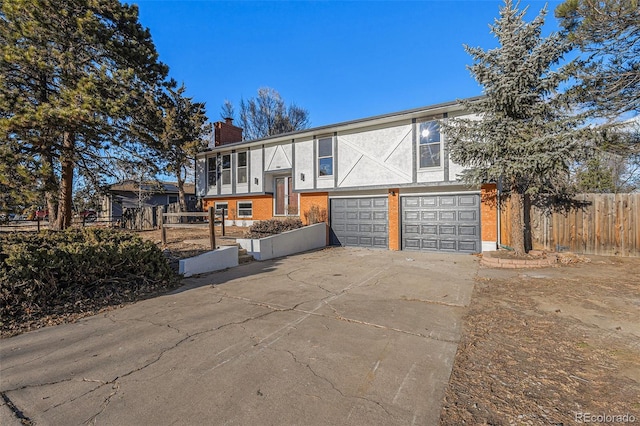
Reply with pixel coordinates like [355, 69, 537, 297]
[299, 193, 329, 225]
[214, 118, 243, 146]
[388, 189, 400, 250]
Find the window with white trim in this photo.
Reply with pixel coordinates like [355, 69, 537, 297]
[207, 156, 217, 187]
[221, 154, 231, 185]
[237, 201, 253, 217]
[419, 121, 441, 168]
[237, 151, 247, 184]
[318, 137, 333, 177]
[214, 202, 228, 217]
[168, 195, 178, 204]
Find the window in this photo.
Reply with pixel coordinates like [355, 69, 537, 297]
[237, 201, 253, 217]
[221, 154, 231, 185]
[318, 137, 333, 177]
[237, 151, 247, 184]
[214, 202, 228, 217]
[207, 156, 217, 187]
[168, 195, 179, 204]
[419, 121, 441, 168]
[275, 176, 298, 215]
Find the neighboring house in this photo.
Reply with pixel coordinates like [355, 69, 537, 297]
[102, 181, 197, 219]
[195, 97, 499, 253]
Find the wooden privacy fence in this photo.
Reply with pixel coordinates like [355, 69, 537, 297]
[501, 193, 640, 256]
[121, 201, 200, 230]
[121, 206, 163, 230]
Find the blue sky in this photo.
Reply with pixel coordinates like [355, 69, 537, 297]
[135, 0, 565, 128]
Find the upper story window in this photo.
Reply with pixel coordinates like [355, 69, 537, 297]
[221, 154, 231, 185]
[237, 151, 247, 184]
[318, 137, 333, 177]
[207, 156, 217, 187]
[419, 121, 441, 168]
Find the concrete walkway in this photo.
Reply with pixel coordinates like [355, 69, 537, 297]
[1, 247, 478, 425]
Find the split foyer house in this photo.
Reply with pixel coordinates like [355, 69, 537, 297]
[195, 97, 499, 253]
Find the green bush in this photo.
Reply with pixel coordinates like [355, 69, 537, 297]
[245, 218, 303, 239]
[0, 228, 177, 335]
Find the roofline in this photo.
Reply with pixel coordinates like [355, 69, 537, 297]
[197, 96, 483, 157]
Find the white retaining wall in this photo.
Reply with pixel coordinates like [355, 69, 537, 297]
[237, 223, 327, 261]
[179, 245, 238, 277]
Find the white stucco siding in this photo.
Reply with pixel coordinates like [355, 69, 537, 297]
[265, 144, 292, 172]
[336, 123, 412, 188]
[196, 157, 207, 196]
[294, 138, 314, 190]
[448, 158, 467, 182]
[250, 148, 263, 192]
[417, 168, 445, 183]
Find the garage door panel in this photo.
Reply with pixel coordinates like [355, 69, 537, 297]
[421, 197, 437, 207]
[402, 194, 480, 253]
[405, 211, 420, 220]
[373, 211, 387, 220]
[439, 240, 457, 251]
[405, 224, 419, 234]
[459, 225, 478, 236]
[459, 240, 479, 252]
[422, 239, 438, 250]
[331, 197, 388, 249]
[359, 224, 372, 232]
[439, 211, 456, 221]
[459, 195, 478, 206]
[440, 225, 456, 235]
[439, 196, 456, 207]
[458, 210, 477, 221]
[422, 225, 437, 235]
[421, 211, 436, 221]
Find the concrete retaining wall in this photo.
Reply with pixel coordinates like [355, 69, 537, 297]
[179, 245, 238, 277]
[237, 223, 327, 261]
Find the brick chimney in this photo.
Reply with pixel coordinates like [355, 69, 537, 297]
[214, 117, 243, 146]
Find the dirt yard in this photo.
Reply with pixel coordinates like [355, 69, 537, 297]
[440, 255, 640, 425]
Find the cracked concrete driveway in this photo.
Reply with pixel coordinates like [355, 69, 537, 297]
[1, 247, 477, 425]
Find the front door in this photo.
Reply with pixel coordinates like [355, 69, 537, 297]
[275, 176, 298, 216]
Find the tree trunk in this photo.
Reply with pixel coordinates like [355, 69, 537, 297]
[177, 171, 187, 213]
[57, 131, 75, 230]
[41, 145, 59, 228]
[509, 189, 526, 255]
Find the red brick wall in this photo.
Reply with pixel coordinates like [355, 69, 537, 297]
[203, 195, 272, 221]
[214, 120, 243, 146]
[299, 193, 329, 225]
[388, 189, 400, 250]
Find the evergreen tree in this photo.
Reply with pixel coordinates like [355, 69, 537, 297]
[153, 83, 211, 212]
[0, 0, 167, 229]
[555, 0, 639, 117]
[445, 0, 592, 254]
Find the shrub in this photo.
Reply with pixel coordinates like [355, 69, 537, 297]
[0, 228, 177, 336]
[303, 205, 327, 224]
[245, 218, 303, 239]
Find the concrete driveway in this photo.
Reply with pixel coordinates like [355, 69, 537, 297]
[1, 247, 478, 425]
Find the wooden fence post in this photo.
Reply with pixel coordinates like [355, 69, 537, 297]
[221, 208, 226, 236]
[161, 206, 167, 246]
[208, 206, 216, 250]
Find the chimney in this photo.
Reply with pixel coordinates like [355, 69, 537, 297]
[214, 118, 243, 146]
